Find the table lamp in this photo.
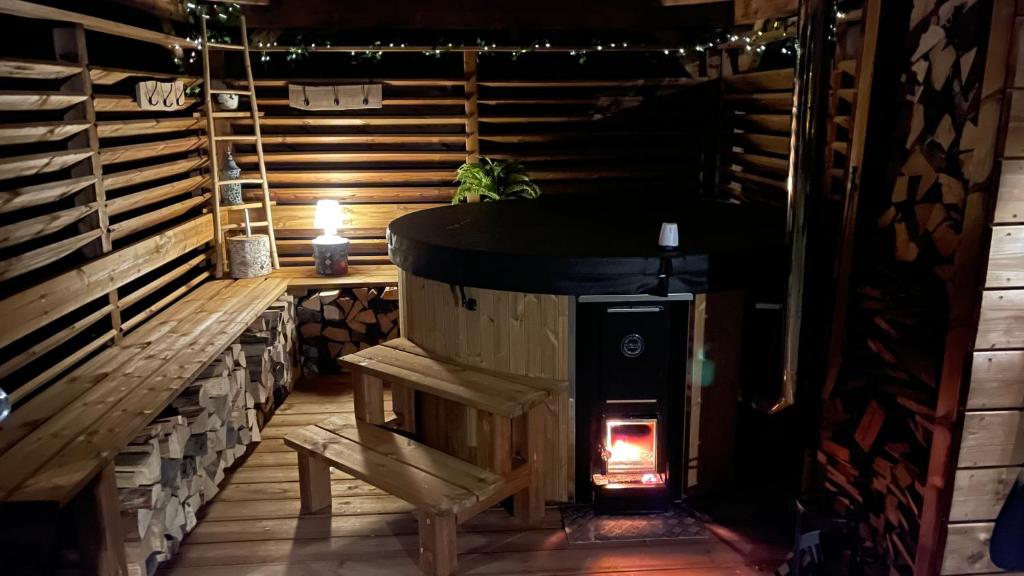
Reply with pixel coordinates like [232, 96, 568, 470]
[312, 199, 350, 276]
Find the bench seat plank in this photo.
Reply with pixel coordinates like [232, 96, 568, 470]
[316, 416, 505, 502]
[340, 342, 549, 418]
[285, 423, 486, 516]
[0, 277, 288, 505]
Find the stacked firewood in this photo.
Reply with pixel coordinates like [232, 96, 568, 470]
[115, 297, 296, 576]
[296, 286, 399, 374]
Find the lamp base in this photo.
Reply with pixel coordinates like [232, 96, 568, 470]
[313, 235, 350, 276]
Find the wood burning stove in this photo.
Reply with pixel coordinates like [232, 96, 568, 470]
[574, 295, 691, 513]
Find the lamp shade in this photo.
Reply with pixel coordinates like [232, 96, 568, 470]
[314, 199, 343, 234]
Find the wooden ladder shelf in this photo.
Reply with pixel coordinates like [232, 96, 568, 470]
[199, 14, 280, 277]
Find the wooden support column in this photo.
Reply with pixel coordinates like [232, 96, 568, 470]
[53, 24, 122, 341]
[463, 50, 481, 203]
[513, 405, 545, 526]
[418, 512, 457, 576]
[489, 413, 512, 475]
[354, 372, 385, 424]
[78, 462, 128, 576]
[391, 383, 416, 432]
[297, 453, 332, 513]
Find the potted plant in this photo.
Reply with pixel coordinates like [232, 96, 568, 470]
[452, 158, 542, 204]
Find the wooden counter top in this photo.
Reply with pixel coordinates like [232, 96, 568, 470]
[271, 264, 399, 293]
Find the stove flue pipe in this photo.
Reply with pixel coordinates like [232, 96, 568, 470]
[768, 0, 832, 414]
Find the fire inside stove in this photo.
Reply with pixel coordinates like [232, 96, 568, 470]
[593, 417, 665, 489]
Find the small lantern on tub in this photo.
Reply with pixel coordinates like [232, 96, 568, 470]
[312, 199, 350, 276]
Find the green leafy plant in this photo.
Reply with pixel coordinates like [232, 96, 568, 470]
[452, 158, 542, 204]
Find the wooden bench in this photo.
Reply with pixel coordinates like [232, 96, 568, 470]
[0, 276, 287, 576]
[285, 337, 558, 576]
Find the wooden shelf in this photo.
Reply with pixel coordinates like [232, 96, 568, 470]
[0, 91, 87, 111]
[272, 264, 399, 292]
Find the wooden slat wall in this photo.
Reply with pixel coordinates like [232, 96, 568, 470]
[226, 53, 705, 265]
[942, 5, 1024, 575]
[718, 64, 794, 205]
[0, 10, 212, 406]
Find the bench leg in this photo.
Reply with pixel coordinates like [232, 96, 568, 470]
[79, 462, 128, 576]
[513, 405, 545, 526]
[354, 371, 385, 425]
[392, 382, 416, 432]
[418, 513, 457, 576]
[297, 453, 332, 513]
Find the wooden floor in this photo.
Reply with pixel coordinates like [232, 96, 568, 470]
[159, 378, 782, 576]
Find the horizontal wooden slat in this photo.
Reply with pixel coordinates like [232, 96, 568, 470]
[117, 252, 209, 310]
[103, 156, 208, 191]
[478, 78, 698, 88]
[969, 351, 1024, 409]
[253, 203, 441, 233]
[0, 121, 90, 145]
[96, 117, 204, 138]
[957, 410, 1024, 467]
[271, 187, 453, 204]
[119, 270, 210, 333]
[987, 226, 1024, 287]
[259, 134, 466, 145]
[277, 238, 387, 256]
[271, 264, 398, 291]
[235, 151, 466, 164]
[949, 466, 1022, 522]
[724, 92, 793, 112]
[0, 202, 97, 249]
[0, 91, 87, 111]
[107, 175, 208, 216]
[258, 96, 466, 107]
[1005, 89, 1023, 158]
[0, 214, 212, 349]
[258, 170, 452, 186]
[234, 78, 465, 88]
[0, 149, 92, 181]
[0, 228, 102, 283]
[0, 0, 197, 49]
[0, 175, 96, 214]
[731, 132, 791, 156]
[732, 113, 793, 134]
[724, 169, 788, 191]
[232, 116, 465, 127]
[725, 152, 790, 175]
[0, 57, 81, 80]
[93, 94, 198, 113]
[995, 160, 1024, 223]
[479, 115, 595, 124]
[479, 131, 692, 143]
[976, 289, 1024, 349]
[942, 523, 1024, 575]
[723, 68, 794, 92]
[99, 135, 206, 165]
[109, 193, 208, 241]
[0, 303, 113, 382]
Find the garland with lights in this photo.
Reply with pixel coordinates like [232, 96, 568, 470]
[177, 1, 804, 68]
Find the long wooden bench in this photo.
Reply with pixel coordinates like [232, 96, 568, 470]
[0, 276, 287, 575]
[285, 337, 559, 576]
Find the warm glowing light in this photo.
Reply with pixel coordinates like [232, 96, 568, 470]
[608, 439, 647, 463]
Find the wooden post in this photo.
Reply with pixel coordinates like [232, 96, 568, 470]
[53, 24, 122, 341]
[513, 405, 545, 526]
[391, 382, 416, 432]
[297, 453, 332, 513]
[199, 17, 225, 278]
[354, 372, 385, 424]
[463, 50, 481, 203]
[78, 462, 128, 576]
[489, 413, 512, 475]
[418, 513, 457, 576]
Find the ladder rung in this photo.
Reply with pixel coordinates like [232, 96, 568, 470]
[217, 178, 264, 186]
[223, 221, 269, 230]
[214, 135, 258, 142]
[220, 201, 275, 211]
[208, 111, 263, 118]
[210, 88, 250, 96]
[209, 42, 245, 51]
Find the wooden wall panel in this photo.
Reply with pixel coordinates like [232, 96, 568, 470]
[944, 2, 1024, 574]
[400, 271, 571, 502]
[0, 10, 212, 410]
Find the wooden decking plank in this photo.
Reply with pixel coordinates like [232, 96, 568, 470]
[201, 494, 416, 521]
[218, 478, 383, 501]
[186, 508, 564, 544]
[8, 279, 288, 504]
[318, 417, 505, 499]
[284, 425, 476, 515]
